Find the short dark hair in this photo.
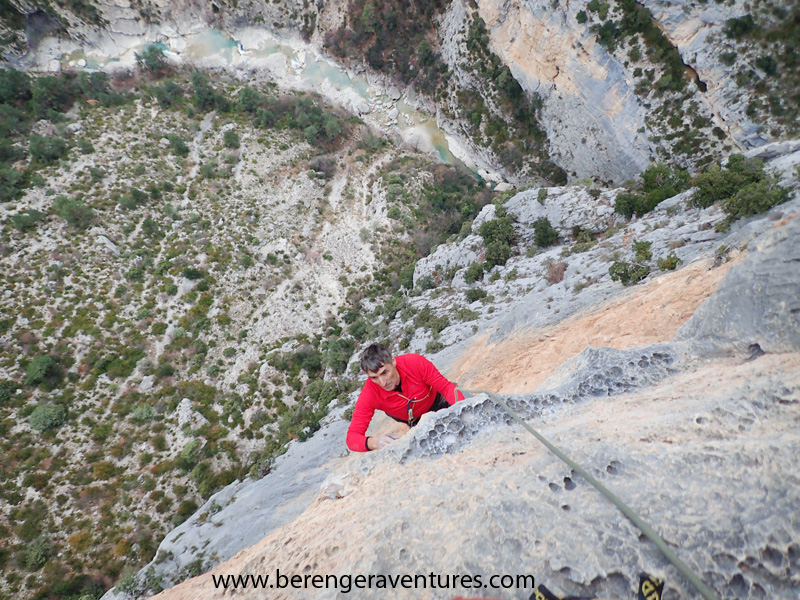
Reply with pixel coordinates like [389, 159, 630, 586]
[360, 343, 393, 373]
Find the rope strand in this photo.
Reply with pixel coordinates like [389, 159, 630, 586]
[456, 387, 720, 600]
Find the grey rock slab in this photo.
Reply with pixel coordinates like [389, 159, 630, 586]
[676, 212, 800, 355]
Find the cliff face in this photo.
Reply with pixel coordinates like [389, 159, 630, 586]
[5, 0, 796, 183]
[90, 142, 800, 599]
[2, 2, 799, 599]
[134, 213, 800, 600]
[474, 0, 655, 182]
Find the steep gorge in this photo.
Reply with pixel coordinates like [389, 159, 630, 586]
[1, 1, 799, 599]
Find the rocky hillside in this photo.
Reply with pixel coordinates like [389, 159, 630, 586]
[2, 0, 799, 182]
[0, 1, 799, 599]
[117, 180, 799, 600]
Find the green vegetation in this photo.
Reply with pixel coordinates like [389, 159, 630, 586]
[721, 7, 800, 133]
[691, 154, 789, 226]
[533, 216, 559, 247]
[11, 209, 46, 232]
[323, 1, 562, 180]
[615, 163, 689, 218]
[589, 0, 688, 93]
[24, 355, 59, 387]
[54, 195, 94, 229]
[480, 207, 516, 268]
[136, 45, 168, 73]
[609, 260, 650, 286]
[657, 253, 682, 271]
[29, 404, 67, 432]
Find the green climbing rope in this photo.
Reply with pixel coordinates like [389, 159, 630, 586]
[455, 387, 720, 600]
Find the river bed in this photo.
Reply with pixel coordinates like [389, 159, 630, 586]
[56, 26, 504, 180]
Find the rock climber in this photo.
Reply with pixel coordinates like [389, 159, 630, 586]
[346, 342, 466, 452]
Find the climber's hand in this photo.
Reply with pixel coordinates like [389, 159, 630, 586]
[369, 434, 397, 450]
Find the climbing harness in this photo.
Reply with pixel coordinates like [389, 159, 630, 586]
[454, 387, 720, 600]
[394, 384, 433, 427]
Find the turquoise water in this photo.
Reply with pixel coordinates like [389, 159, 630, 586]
[185, 30, 238, 61]
[66, 27, 460, 167]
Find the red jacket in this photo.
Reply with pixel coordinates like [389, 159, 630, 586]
[346, 353, 465, 452]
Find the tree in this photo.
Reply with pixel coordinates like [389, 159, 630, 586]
[0, 165, 24, 203]
[223, 129, 240, 148]
[0, 67, 32, 105]
[29, 135, 67, 164]
[360, 1, 377, 34]
[135, 44, 168, 73]
[25, 355, 56, 386]
[31, 75, 76, 118]
[323, 114, 341, 140]
[533, 216, 558, 247]
[54, 195, 94, 229]
[191, 72, 217, 111]
[238, 87, 261, 114]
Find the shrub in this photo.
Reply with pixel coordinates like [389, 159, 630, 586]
[54, 195, 94, 229]
[426, 340, 444, 353]
[725, 15, 758, 39]
[616, 163, 688, 217]
[29, 404, 67, 432]
[641, 162, 689, 196]
[755, 55, 778, 76]
[11, 209, 45, 232]
[0, 379, 18, 403]
[238, 87, 261, 113]
[0, 103, 28, 138]
[691, 154, 789, 220]
[0, 164, 24, 202]
[537, 188, 548, 204]
[173, 500, 198, 526]
[131, 404, 155, 424]
[29, 135, 67, 164]
[0, 67, 32, 105]
[152, 81, 184, 108]
[135, 45, 167, 72]
[609, 261, 650, 286]
[223, 129, 240, 148]
[465, 288, 487, 302]
[25, 537, 50, 570]
[167, 134, 189, 156]
[31, 75, 76, 117]
[182, 267, 206, 280]
[25, 355, 56, 386]
[484, 240, 511, 268]
[464, 261, 485, 284]
[191, 72, 227, 112]
[723, 179, 789, 220]
[417, 275, 435, 290]
[156, 363, 175, 378]
[77, 138, 94, 154]
[480, 209, 516, 268]
[633, 240, 652, 262]
[533, 216, 559, 247]
[657, 254, 682, 271]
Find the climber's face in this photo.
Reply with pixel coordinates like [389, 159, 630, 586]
[366, 358, 400, 391]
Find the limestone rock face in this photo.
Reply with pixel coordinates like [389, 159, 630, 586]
[102, 205, 800, 600]
[640, 0, 763, 146]
[504, 186, 622, 235]
[676, 214, 800, 355]
[474, 0, 654, 182]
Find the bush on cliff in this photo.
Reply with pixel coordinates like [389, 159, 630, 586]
[691, 154, 790, 225]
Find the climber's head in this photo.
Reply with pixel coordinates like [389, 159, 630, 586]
[360, 343, 400, 391]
